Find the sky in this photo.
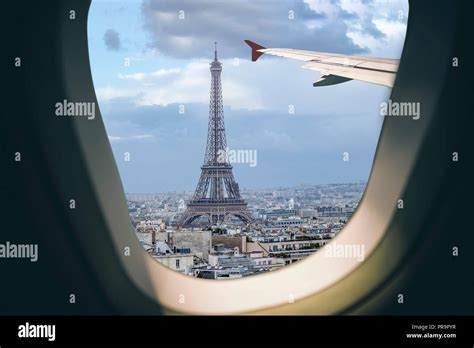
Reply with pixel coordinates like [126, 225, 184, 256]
[87, 0, 409, 193]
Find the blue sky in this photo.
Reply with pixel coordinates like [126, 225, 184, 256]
[87, 0, 408, 193]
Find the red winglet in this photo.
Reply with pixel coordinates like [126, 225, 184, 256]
[244, 40, 266, 62]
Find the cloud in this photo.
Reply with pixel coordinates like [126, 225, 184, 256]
[96, 59, 268, 109]
[95, 85, 139, 102]
[346, 15, 409, 55]
[140, 0, 369, 59]
[340, 0, 408, 55]
[108, 134, 155, 143]
[118, 68, 181, 81]
[103, 29, 121, 51]
[93, 0, 407, 111]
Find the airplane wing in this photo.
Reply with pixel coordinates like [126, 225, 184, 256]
[244, 40, 399, 88]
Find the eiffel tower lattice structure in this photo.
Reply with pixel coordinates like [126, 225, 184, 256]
[179, 43, 253, 227]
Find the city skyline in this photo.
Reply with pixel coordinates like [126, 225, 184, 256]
[127, 180, 365, 278]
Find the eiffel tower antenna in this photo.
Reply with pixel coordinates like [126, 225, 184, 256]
[179, 43, 253, 227]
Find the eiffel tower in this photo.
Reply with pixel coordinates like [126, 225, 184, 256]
[179, 43, 253, 227]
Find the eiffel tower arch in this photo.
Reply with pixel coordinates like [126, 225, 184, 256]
[179, 43, 253, 227]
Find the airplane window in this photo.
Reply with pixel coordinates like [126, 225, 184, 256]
[88, 0, 409, 282]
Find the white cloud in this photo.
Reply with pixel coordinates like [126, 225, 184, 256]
[346, 31, 379, 52]
[118, 68, 181, 81]
[97, 59, 266, 110]
[303, 0, 338, 16]
[108, 134, 155, 143]
[348, 17, 408, 55]
[305, 0, 408, 57]
[339, 0, 367, 16]
[373, 19, 407, 38]
[96, 85, 139, 102]
[94, 0, 408, 114]
[95, 54, 391, 115]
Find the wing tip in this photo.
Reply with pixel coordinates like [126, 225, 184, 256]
[244, 40, 266, 62]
